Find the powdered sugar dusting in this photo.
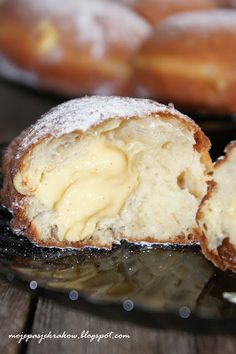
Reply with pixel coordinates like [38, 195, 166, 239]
[13, 0, 150, 58]
[159, 9, 236, 35]
[16, 96, 188, 158]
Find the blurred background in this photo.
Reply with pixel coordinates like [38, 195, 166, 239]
[0, 0, 236, 159]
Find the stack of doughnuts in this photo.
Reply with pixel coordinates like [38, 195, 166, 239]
[1, 0, 236, 113]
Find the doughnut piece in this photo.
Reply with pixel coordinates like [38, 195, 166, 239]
[197, 142, 236, 272]
[121, 0, 220, 25]
[135, 10, 236, 114]
[0, 96, 212, 249]
[0, 0, 150, 96]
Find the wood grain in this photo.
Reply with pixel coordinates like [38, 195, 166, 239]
[0, 279, 32, 354]
[27, 298, 157, 354]
[196, 334, 236, 354]
[26, 297, 203, 354]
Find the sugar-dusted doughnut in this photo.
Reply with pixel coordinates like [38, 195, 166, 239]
[0, 0, 150, 96]
[134, 10, 236, 114]
[0, 96, 212, 248]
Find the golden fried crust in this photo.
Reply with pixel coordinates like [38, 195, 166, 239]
[135, 10, 236, 113]
[122, 0, 221, 25]
[0, 97, 211, 248]
[197, 141, 236, 272]
[0, 0, 150, 96]
[198, 231, 236, 272]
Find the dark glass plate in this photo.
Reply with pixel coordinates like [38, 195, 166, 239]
[0, 144, 236, 334]
[0, 78, 236, 334]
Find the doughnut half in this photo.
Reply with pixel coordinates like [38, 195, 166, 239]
[0, 96, 212, 249]
[135, 10, 236, 114]
[197, 142, 236, 272]
[0, 0, 150, 96]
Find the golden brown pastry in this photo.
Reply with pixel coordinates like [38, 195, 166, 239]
[197, 142, 236, 273]
[0, 96, 212, 249]
[0, 0, 150, 96]
[121, 0, 221, 25]
[134, 9, 236, 114]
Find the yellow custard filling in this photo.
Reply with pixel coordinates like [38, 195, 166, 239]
[13, 134, 139, 241]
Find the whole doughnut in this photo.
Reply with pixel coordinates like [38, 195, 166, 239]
[0, 0, 150, 96]
[135, 10, 236, 114]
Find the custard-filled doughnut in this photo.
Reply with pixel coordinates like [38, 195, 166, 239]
[121, 0, 221, 25]
[135, 10, 236, 114]
[0, 96, 211, 249]
[197, 142, 236, 273]
[0, 0, 150, 96]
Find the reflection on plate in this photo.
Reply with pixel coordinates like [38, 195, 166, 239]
[0, 143, 236, 334]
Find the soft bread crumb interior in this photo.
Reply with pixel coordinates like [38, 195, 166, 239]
[13, 117, 207, 245]
[199, 148, 236, 250]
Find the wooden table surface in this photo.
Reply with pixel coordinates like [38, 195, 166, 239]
[0, 80, 236, 354]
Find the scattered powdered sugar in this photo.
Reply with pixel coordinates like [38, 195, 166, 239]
[129, 240, 199, 248]
[16, 96, 187, 158]
[14, 0, 150, 58]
